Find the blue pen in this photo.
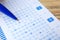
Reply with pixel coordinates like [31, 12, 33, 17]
[0, 3, 18, 20]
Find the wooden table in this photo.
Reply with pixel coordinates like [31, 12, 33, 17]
[40, 0, 60, 20]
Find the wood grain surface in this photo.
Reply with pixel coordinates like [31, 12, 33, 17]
[40, 0, 60, 20]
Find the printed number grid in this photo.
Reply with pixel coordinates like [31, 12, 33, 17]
[1, 0, 60, 40]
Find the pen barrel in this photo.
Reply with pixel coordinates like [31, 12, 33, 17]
[0, 3, 18, 20]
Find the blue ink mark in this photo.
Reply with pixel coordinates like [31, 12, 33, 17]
[36, 6, 42, 10]
[47, 17, 54, 22]
[0, 27, 7, 40]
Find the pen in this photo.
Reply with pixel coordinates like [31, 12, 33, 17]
[0, 3, 18, 20]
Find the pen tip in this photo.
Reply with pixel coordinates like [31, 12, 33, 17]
[16, 19, 19, 21]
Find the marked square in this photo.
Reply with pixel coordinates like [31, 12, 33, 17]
[36, 6, 42, 10]
[0, 27, 6, 40]
[47, 17, 54, 22]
